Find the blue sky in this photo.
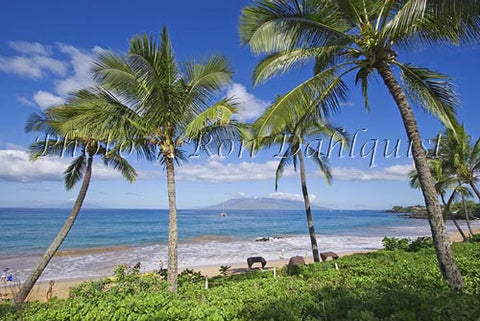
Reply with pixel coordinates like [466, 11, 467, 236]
[0, 0, 479, 210]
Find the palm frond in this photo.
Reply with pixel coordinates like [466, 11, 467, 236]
[103, 151, 137, 183]
[240, 0, 351, 54]
[253, 63, 352, 138]
[275, 149, 294, 191]
[64, 154, 87, 190]
[394, 62, 458, 130]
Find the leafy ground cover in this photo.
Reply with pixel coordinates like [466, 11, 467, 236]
[2, 241, 480, 321]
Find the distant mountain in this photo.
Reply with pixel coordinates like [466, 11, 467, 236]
[206, 198, 329, 210]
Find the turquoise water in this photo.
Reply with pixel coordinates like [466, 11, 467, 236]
[1, 208, 426, 257]
[1, 207, 470, 281]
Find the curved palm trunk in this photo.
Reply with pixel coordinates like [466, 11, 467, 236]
[462, 194, 474, 237]
[298, 149, 320, 262]
[376, 62, 463, 291]
[14, 156, 93, 303]
[470, 182, 480, 202]
[165, 156, 178, 292]
[442, 193, 468, 242]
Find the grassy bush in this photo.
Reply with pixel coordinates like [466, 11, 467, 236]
[2, 242, 480, 320]
[382, 236, 434, 252]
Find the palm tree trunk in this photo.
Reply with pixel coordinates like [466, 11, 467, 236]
[298, 149, 320, 262]
[470, 182, 480, 201]
[14, 156, 93, 303]
[165, 156, 178, 292]
[462, 194, 474, 237]
[442, 192, 468, 242]
[376, 61, 463, 291]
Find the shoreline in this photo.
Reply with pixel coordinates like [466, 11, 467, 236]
[18, 250, 371, 302]
[2, 228, 477, 302]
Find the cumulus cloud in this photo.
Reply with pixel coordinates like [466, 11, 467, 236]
[1, 41, 102, 109]
[55, 44, 97, 95]
[8, 41, 51, 55]
[176, 159, 295, 183]
[268, 192, 316, 202]
[33, 91, 65, 110]
[0, 55, 67, 79]
[331, 164, 414, 181]
[0, 149, 122, 183]
[226, 83, 269, 122]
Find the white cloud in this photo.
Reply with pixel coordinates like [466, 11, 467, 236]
[33, 90, 65, 109]
[0, 55, 67, 79]
[8, 41, 51, 55]
[55, 43, 97, 95]
[0, 149, 122, 183]
[268, 192, 316, 202]
[176, 159, 295, 183]
[17, 96, 35, 107]
[331, 164, 414, 181]
[226, 83, 269, 122]
[1, 41, 101, 108]
[228, 191, 246, 198]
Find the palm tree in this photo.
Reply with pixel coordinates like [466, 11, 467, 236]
[254, 96, 346, 262]
[459, 188, 475, 238]
[436, 125, 480, 201]
[239, 0, 480, 291]
[84, 28, 238, 292]
[409, 160, 468, 242]
[14, 105, 137, 303]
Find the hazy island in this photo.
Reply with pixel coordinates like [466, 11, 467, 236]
[206, 197, 329, 211]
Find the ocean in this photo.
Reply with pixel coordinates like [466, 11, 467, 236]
[0, 208, 474, 282]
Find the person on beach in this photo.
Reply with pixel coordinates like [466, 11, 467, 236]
[45, 280, 55, 301]
[0, 269, 6, 283]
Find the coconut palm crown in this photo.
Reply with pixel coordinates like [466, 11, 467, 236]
[14, 105, 137, 303]
[240, 0, 480, 290]
[73, 27, 239, 292]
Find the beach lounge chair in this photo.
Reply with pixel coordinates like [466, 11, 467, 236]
[247, 256, 267, 269]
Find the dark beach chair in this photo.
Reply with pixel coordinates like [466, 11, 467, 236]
[247, 256, 267, 269]
[320, 251, 339, 262]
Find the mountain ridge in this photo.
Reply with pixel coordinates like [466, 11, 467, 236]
[206, 197, 329, 210]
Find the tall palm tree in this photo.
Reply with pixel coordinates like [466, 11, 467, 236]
[240, 0, 480, 291]
[254, 96, 346, 262]
[436, 125, 480, 201]
[409, 160, 468, 242]
[14, 105, 137, 303]
[84, 28, 238, 292]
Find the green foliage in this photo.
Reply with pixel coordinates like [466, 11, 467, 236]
[4, 243, 480, 320]
[383, 236, 434, 252]
[178, 269, 205, 284]
[219, 265, 231, 277]
[382, 237, 410, 251]
[451, 201, 480, 219]
[469, 234, 480, 243]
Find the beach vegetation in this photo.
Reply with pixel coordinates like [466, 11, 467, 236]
[382, 236, 433, 252]
[410, 125, 480, 240]
[219, 265, 231, 276]
[3, 242, 480, 320]
[239, 0, 480, 290]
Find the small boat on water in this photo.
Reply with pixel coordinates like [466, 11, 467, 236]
[220, 200, 227, 216]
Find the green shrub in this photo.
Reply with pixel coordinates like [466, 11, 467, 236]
[382, 236, 410, 251]
[3, 242, 480, 321]
[383, 236, 434, 252]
